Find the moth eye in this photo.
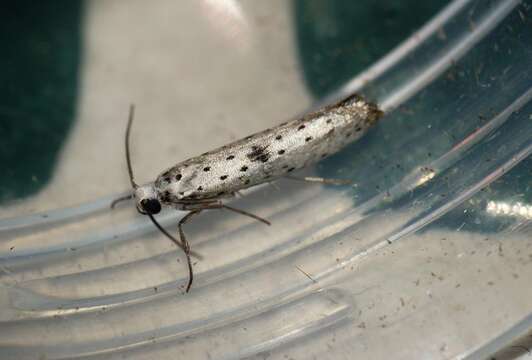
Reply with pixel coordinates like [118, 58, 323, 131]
[140, 198, 161, 214]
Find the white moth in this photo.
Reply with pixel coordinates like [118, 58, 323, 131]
[115, 94, 383, 292]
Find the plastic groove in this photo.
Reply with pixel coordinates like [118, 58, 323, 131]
[459, 312, 532, 360]
[378, 0, 519, 111]
[0, 182, 318, 279]
[1, 190, 357, 316]
[1, 288, 354, 359]
[0, 191, 131, 234]
[318, 0, 474, 109]
[387, 130, 532, 243]
[329, 0, 520, 111]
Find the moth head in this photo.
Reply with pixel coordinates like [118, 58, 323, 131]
[134, 184, 161, 215]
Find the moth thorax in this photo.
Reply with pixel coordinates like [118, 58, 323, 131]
[135, 184, 157, 201]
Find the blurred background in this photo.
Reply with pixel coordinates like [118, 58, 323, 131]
[0, 1, 531, 359]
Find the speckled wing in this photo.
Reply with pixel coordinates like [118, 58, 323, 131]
[155, 94, 382, 204]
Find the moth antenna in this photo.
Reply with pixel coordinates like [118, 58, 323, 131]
[126, 104, 139, 189]
[147, 213, 194, 292]
[109, 107, 137, 210]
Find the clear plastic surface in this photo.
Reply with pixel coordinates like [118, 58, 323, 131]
[1, 1, 531, 359]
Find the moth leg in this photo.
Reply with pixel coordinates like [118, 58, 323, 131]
[285, 175, 351, 185]
[177, 210, 203, 293]
[110, 193, 134, 209]
[221, 204, 271, 226]
[203, 202, 271, 226]
[267, 181, 281, 191]
[147, 213, 203, 260]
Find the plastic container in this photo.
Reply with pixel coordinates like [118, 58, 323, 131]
[1, 0, 531, 359]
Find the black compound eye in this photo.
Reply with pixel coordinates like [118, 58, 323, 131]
[140, 198, 161, 214]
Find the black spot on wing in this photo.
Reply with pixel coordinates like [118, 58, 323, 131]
[247, 145, 270, 163]
[161, 191, 171, 202]
[323, 128, 336, 140]
[258, 154, 269, 163]
[160, 170, 172, 184]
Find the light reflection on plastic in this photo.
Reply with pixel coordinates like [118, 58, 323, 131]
[200, 0, 251, 51]
[486, 200, 532, 219]
[416, 167, 436, 186]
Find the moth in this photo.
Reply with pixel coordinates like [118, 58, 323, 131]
[113, 94, 383, 292]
